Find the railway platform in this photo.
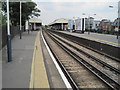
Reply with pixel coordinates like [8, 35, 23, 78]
[43, 29, 120, 89]
[59, 31, 120, 47]
[2, 30, 50, 88]
[1, 29, 120, 89]
[2, 29, 69, 89]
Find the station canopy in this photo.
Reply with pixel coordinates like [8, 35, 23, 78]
[49, 18, 68, 26]
[29, 18, 42, 23]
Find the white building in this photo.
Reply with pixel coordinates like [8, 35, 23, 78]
[74, 18, 86, 33]
[68, 19, 74, 30]
[48, 18, 68, 30]
[85, 17, 100, 30]
[92, 20, 100, 30]
[28, 18, 42, 30]
[86, 17, 94, 30]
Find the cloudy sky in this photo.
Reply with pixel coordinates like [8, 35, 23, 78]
[32, 0, 120, 25]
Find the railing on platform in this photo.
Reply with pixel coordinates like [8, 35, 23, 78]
[1, 25, 25, 50]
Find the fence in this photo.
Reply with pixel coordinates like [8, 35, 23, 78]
[1, 25, 25, 50]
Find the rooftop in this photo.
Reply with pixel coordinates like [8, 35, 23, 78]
[48, 18, 68, 25]
[29, 18, 42, 23]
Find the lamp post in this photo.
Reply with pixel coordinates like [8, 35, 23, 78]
[7, 0, 12, 62]
[109, 2, 119, 39]
[73, 17, 79, 32]
[88, 14, 90, 35]
[117, 10, 119, 39]
[73, 17, 76, 31]
[73, 17, 76, 32]
[19, 1, 27, 39]
[82, 13, 96, 34]
[20, 1, 22, 39]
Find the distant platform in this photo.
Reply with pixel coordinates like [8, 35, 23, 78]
[59, 31, 120, 47]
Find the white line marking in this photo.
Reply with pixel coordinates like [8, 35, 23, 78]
[41, 31, 72, 89]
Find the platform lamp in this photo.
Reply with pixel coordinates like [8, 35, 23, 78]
[20, 1, 22, 39]
[7, 0, 12, 62]
[82, 13, 96, 35]
[82, 13, 86, 32]
[19, 0, 28, 39]
[73, 17, 79, 31]
[118, 1, 120, 39]
[109, 2, 120, 39]
[73, 17, 76, 31]
[19, 0, 26, 39]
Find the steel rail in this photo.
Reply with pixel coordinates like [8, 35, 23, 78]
[48, 29, 120, 62]
[48, 31, 120, 74]
[45, 30, 120, 90]
[42, 30, 79, 90]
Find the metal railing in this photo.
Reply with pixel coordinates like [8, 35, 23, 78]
[1, 25, 25, 50]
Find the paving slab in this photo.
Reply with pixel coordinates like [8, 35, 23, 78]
[2, 31, 38, 88]
[29, 31, 49, 88]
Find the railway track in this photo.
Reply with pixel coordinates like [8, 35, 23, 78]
[49, 32, 120, 71]
[47, 31, 120, 75]
[42, 29, 120, 89]
[49, 29, 120, 63]
[42, 30, 108, 89]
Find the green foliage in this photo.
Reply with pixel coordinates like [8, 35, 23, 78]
[2, 2, 40, 26]
[0, 2, 7, 26]
[2, 14, 7, 25]
[96, 29, 103, 33]
[0, 2, 2, 26]
[45, 25, 48, 28]
[85, 25, 88, 31]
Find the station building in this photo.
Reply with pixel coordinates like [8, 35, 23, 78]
[99, 19, 112, 31]
[92, 20, 100, 30]
[26, 18, 42, 31]
[48, 18, 68, 30]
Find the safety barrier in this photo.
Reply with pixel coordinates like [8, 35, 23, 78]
[1, 26, 25, 50]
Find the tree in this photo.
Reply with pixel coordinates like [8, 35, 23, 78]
[2, 2, 40, 26]
[85, 25, 88, 31]
[0, 4, 7, 26]
[2, 14, 7, 25]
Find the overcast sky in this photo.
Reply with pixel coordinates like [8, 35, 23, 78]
[32, 0, 120, 25]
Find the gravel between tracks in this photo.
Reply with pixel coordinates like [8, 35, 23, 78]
[50, 32, 119, 82]
[43, 31, 108, 88]
[51, 32, 119, 69]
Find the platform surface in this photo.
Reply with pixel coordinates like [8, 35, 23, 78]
[29, 31, 49, 88]
[2, 31, 49, 88]
[59, 31, 120, 47]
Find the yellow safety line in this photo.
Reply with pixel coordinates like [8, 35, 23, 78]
[29, 32, 37, 89]
[78, 34, 120, 46]
[99, 39, 120, 46]
[29, 31, 50, 88]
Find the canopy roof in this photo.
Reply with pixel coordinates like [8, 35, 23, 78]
[49, 18, 68, 25]
[29, 18, 42, 23]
